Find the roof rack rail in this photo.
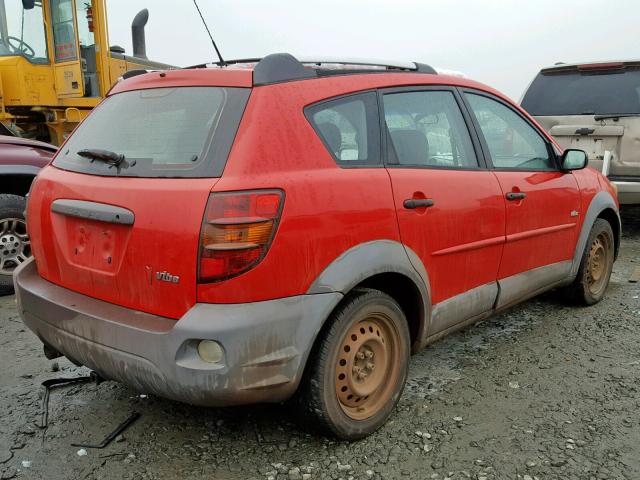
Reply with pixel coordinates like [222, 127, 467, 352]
[295, 56, 436, 71]
[254, 53, 437, 85]
[186, 53, 438, 85]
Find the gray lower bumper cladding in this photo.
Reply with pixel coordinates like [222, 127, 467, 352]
[14, 259, 341, 406]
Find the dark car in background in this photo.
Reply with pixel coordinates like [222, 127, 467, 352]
[521, 61, 640, 205]
[0, 135, 56, 294]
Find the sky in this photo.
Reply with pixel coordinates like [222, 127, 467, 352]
[106, 0, 639, 101]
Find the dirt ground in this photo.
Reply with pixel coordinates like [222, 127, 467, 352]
[1, 208, 639, 480]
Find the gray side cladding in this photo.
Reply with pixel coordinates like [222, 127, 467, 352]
[307, 239, 431, 344]
[570, 190, 620, 277]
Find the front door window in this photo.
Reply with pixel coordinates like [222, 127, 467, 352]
[465, 93, 555, 171]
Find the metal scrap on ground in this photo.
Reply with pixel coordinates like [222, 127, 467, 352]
[39, 373, 141, 450]
[71, 412, 141, 450]
[39, 376, 96, 429]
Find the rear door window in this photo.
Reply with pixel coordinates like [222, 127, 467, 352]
[382, 90, 479, 168]
[54, 86, 250, 177]
[305, 92, 380, 166]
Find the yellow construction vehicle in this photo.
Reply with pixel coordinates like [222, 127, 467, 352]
[0, 0, 172, 144]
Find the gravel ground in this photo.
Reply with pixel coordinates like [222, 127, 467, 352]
[1, 207, 639, 480]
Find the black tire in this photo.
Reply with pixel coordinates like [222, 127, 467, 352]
[563, 218, 615, 306]
[0, 194, 29, 296]
[295, 288, 410, 440]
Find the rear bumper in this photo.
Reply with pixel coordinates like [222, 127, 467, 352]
[611, 179, 640, 205]
[14, 258, 342, 406]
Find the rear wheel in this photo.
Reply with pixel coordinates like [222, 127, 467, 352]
[0, 195, 30, 295]
[296, 289, 410, 440]
[564, 219, 614, 305]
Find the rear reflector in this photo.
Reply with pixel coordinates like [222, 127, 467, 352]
[198, 190, 284, 283]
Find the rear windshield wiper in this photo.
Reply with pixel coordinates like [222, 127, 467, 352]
[594, 113, 640, 121]
[77, 149, 135, 173]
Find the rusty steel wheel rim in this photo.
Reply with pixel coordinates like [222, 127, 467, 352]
[335, 313, 401, 421]
[586, 232, 611, 296]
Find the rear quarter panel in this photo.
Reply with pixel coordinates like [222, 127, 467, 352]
[197, 79, 402, 304]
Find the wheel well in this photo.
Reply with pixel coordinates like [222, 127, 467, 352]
[0, 174, 34, 197]
[356, 272, 424, 347]
[597, 208, 620, 259]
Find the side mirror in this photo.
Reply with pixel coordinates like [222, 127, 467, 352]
[22, 0, 35, 9]
[560, 149, 588, 171]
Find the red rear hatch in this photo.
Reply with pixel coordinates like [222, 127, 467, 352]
[29, 171, 216, 318]
[27, 81, 250, 319]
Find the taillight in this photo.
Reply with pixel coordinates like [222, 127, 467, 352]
[198, 189, 284, 283]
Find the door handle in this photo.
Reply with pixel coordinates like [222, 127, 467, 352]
[505, 192, 526, 201]
[403, 198, 435, 209]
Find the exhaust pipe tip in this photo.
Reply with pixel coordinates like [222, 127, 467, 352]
[131, 8, 149, 59]
[90, 370, 107, 385]
[132, 8, 149, 28]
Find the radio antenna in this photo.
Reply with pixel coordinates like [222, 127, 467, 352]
[192, 0, 225, 65]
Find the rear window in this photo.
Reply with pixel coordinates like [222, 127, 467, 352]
[54, 86, 250, 177]
[521, 68, 640, 116]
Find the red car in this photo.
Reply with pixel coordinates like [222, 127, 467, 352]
[14, 54, 619, 439]
[0, 135, 56, 294]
